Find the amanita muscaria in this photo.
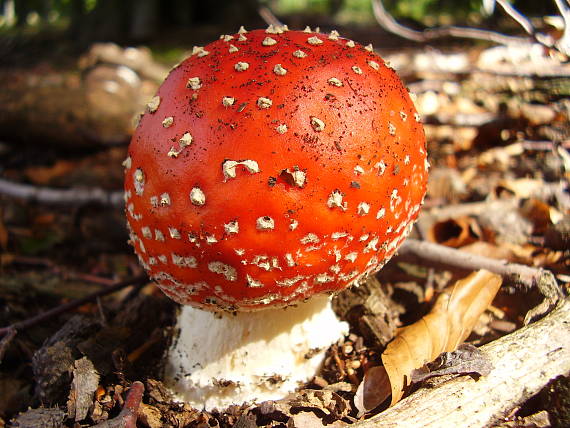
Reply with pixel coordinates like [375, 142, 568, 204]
[124, 26, 428, 410]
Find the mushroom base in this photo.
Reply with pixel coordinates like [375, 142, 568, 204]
[164, 295, 349, 410]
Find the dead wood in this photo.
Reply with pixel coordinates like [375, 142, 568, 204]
[397, 239, 564, 323]
[352, 298, 570, 428]
[0, 69, 139, 148]
[0, 177, 124, 207]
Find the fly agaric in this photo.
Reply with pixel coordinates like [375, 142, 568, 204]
[124, 26, 428, 410]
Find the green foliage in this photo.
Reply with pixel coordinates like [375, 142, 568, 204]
[385, 0, 483, 21]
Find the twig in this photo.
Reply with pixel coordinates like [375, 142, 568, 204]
[398, 239, 539, 287]
[0, 177, 123, 208]
[554, 0, 570, 55]
[93, 381, 144, 428]
[371, 0, 569, 57]
[0, 274, 148, 338]
[0, 328, 16, 362]
[397, 239, 564, 322]
[495, 0, 535, 36]
[8, 255, 118, 286]
[520, 140, 570, 151]
[371, 0, 530, 46]
[258, 6, 284, 27]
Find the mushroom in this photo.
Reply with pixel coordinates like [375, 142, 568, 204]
[124, 26, 428, 410]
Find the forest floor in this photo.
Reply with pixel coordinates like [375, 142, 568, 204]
[0, 23, 569, 428]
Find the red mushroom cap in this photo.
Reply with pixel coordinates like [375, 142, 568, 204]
[124, 27, 428, 311]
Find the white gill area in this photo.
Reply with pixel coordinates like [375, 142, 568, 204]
[164, 295, 348, 410]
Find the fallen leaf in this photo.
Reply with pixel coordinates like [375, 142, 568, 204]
[353, 366, 391, 417]
[496, 178, 547, 199]
[410, 343, 493, 383]
[427, 216, 482, 247]
[24, 160, 77, 185]
[459, 241, 521, 262]
[544, 215, 570, 251]
[287, 411, 326, 428]
[519, 198, 554, 235]
[137, 404, 163, 428]
[289, 389, 349, 420]
[381, 269, 502, 406]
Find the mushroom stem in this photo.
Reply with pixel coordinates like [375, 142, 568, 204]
[164, 295, 348, 410]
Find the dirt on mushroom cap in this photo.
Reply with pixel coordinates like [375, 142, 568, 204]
[124, 27, 428, 312]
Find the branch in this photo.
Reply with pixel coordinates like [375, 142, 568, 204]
[258, 6, 284, 27]
[0, 177, 123, 208]
[371, 0, 530, 46]
[554, 0, 570, 55]
[397, 239, 564, 322]
[495, 0, 535, 35]
[353, 298, 570, 428]
[0, 274, 148, 339]
[371, 0, 570, 58]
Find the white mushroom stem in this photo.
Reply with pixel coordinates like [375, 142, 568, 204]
[164, 295, 349, 410]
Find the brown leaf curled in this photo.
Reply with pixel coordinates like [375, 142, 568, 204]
[381, 269, 502, 406]
[354, 366, 392, 417]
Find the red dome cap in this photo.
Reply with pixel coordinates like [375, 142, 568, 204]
[124, 27, 428, 311]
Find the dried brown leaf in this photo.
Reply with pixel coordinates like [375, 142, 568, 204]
[427, 216, 482, 247]
[519, 199, 555, 235]
[459, 241, 521, 262]
[289, 389, 349, 419]
[287, 412, 327, 428]
[24, 160, 77, 185]
[410, 343, 493, 383]
[354, 366, 391, 417]
[382, 269, 502, 406]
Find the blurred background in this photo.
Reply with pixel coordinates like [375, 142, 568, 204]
[0, 0, 560, 52]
